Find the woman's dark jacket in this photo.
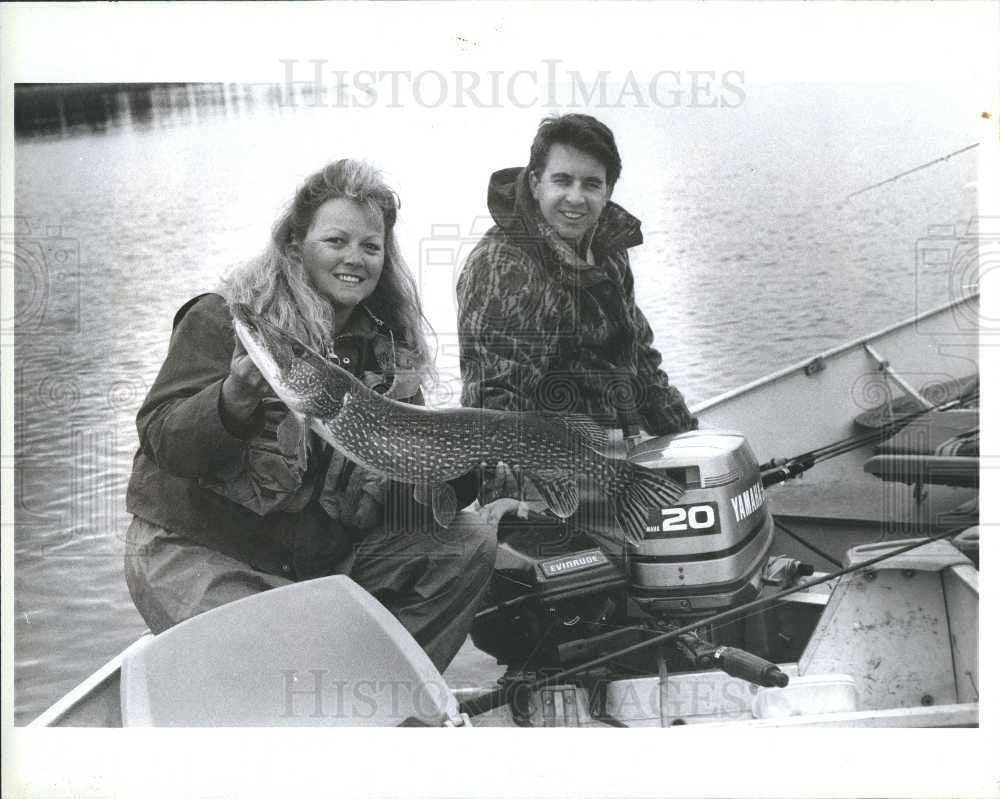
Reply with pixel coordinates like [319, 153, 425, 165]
[456, 167, 697, 435]
[126, 293, 475, 580]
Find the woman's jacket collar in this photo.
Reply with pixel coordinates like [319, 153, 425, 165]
[335, 303, 388, 341]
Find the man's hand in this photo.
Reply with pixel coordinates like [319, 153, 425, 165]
[477, 460, 548, 525]
[478, 460, 521, 505]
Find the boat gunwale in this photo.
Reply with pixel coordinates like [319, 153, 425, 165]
[688, 701, 978, 728]
[27, 635, 151, 727]
[692, 292, 979, 415]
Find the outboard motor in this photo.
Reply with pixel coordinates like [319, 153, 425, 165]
[471, 429, 778, 672]
[628, 430, 773, 615]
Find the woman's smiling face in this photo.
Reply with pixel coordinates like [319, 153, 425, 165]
[298, 197, 385, 318]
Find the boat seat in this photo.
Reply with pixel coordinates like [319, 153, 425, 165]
[863, 454, 979, 488]
[853, 375, 978, 431]
[874, 410, 979, 457]
[863, 403, 979, 490]
[119, 575, 465, 727]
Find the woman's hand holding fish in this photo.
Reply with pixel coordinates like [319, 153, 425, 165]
[222, 344, 272, 422]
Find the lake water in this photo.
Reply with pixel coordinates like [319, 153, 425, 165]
[12, 81, 978, 724]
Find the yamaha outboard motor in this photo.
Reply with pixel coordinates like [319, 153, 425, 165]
[628, 430, 773, 615]
[471, 429, 778, 673]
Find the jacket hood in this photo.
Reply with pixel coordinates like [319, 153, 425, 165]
[485, 166, 643, 252]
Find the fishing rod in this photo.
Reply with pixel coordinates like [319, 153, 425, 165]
[772, 517, 839, 568]
[759, 384, 978, 565]
[846, 143, 979, 199]
[810, 388, 977, 462]
[758, 384, 978, 488]
[459, 524, 968, 718]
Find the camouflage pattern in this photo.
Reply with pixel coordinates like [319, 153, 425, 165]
[456, 167, 697, 435]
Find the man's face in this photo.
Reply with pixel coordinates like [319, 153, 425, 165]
[529, 143, 610, 244]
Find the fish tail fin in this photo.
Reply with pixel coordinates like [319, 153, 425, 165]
[608, 461, 686, 547]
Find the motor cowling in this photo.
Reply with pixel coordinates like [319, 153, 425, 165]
[627, 429, 774, 614]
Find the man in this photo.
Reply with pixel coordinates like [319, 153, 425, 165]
[457, 113, 697, 454]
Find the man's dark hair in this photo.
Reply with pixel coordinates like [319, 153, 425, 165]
[527, 114, 623, 190]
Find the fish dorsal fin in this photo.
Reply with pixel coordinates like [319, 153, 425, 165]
[532, 413, 608, 450]
[431, 482, 457, 528]
[559, 414, 610, 449]
[527, 472, 580, 519]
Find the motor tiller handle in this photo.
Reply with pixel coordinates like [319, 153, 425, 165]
[713, 647, 789, 688]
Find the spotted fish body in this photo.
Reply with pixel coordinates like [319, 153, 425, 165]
[231, 304, 685, 545]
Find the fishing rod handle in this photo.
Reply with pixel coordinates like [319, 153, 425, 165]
[713, 647, 789, 688]
[761, 454, 815, 488]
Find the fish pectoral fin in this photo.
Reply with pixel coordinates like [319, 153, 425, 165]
[383, 376, 403, 400]
[384, 370, 422, 401]
[431, 482, 458, 528]
[529, 473, 580, 519]
[305, 416, 338, 449]
[412, 483, 432, 507]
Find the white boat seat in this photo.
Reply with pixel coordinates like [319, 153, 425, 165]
[119, 575, 465, 727]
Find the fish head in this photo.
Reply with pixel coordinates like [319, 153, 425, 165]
[231, 303, 352, 418]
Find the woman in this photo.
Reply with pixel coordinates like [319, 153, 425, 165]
[124, 159, 497, 671]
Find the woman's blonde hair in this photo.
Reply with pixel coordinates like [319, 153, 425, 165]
[222, 159, 435, 385]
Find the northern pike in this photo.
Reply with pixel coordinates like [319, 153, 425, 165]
[231, 303, 685, 545]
